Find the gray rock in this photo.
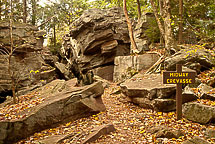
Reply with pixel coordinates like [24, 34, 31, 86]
[197, 84, 215, 100]
[81, 123, 116, 144]
[164, 48, 215, 72]
[93, 65, 114, 81]
[120, 73, 176, 112]
[55, 62, 71, 80]
[183, 102, 215, 124]
[113, 54, 160, 82]
[134, 12, 157, 52]
[153, 99, 176, 112]
[148, 126, 184, 139]
[182, 136, 209, 144]
[182, 86, 198, 103]
[0, 79, 105, 144]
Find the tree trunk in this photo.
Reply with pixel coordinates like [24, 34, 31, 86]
[0, 2, 2, 20]
[53, 24, 56, 47]
[150, 0, 165, 38]
[137, 0, 141, 21]
[5, 1, 9, 20]
[9, 0, 17, 104]
[178, 0, 183, 44]
[123, 0, 138, 53]
[163, 0, 175, 55]
[117, 0, 121, 7]
[159, 0, 164, 46]
[150, 0, 175, 56]
[23, 0, 27, 23]
[31, 0, 36, 25]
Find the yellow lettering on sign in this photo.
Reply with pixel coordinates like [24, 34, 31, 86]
[169, 73, 189, 78]
[170, 73, 174, 77]
[167, 79, 170, 83]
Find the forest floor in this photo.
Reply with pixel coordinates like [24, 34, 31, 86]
[18, 83, 215, 144]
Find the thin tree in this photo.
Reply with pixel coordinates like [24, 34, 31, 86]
[150, 0, 176, 56]
[31, 0, 36, 25]
[178, 0, 183, 44]
[9, 0, 18, 103]
[137, 0, 141, 21]
[0, 1, 2, 20]
[123, 0, 139, 53]
[150, 0, 165, 40]
[23, 0, 27, 23]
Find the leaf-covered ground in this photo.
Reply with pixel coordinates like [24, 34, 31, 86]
[17, 84, 215, 144]
[0, 91, 44, 121]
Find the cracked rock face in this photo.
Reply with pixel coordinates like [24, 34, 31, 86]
[0, 22, 57, 100]
[61, 7, 131, 81]
[0, 79, 105, 144]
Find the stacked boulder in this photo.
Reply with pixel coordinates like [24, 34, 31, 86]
[61, 7, 131, 81]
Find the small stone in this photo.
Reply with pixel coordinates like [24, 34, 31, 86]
[81, 123, 116, 144]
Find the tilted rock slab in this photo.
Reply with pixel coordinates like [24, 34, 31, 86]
[0, 79, 105, 144]
[81, 123, 116, 144]
[183, 102, 215, 124]
[120, 73, 176, 112]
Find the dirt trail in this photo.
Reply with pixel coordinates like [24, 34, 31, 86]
[19, 84, 214, 144]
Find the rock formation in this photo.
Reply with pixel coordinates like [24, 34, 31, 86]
[61, 7, 131, 81]
[0, 21, 57, 101]
[120, 73, 177, 112]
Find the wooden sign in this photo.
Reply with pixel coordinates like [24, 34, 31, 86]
[163, 64, 196, 120]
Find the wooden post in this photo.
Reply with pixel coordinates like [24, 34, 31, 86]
[176, 64, 182, 120]
[163, 64, 196, 120]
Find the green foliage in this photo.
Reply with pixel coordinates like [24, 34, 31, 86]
[144, 18, 160, 43]
[169, 0, 215, 44]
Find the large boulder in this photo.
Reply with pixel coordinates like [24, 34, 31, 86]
[182, 102, 215, 124]
[120, 73, 176, 112]
[113, 53, 160, 82]
[61, 7, 131, 81]
[164, 48, 215, 72]
[0, 79, 105, 144]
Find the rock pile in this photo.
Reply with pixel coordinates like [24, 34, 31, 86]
[120, 73, 177, 112]
[61, 7, 131, 81]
